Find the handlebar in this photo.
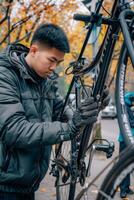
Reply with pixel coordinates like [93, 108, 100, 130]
[73, 14, 91, 22]
[73, 13, 118, 26]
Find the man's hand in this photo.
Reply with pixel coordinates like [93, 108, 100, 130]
[72, 97, 98, 129]
[63, 88, 110, 141]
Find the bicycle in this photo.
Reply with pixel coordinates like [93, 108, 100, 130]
[50, 0, 134, 199]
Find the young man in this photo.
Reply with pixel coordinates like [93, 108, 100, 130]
[0, 23, 110, 200]
[118, 92, 134, 199]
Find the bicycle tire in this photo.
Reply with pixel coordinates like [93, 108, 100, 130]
[116, 42, 134, 145]
[96, 145, 134, 199]
[55, 140, 77, 200]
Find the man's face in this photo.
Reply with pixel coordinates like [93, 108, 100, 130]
[29, 44, 65, 78]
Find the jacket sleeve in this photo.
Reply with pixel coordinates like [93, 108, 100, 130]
[52, 83, 74, 121]
[0, 68, 75, 149]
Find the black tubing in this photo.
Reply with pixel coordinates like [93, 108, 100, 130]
[119, 9, 134, 66]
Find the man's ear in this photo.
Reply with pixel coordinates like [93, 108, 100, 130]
[29, 44, 38, 56]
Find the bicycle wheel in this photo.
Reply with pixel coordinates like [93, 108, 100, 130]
[116, 42, 134, 145]
[96, 145, 134, 200]
[55, 139, 77, 200]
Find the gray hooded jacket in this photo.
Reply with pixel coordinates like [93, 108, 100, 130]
[0, 44, 74, 193]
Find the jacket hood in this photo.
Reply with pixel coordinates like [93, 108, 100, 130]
[7, 43, 29, 62]
[0, 43, 35, 81]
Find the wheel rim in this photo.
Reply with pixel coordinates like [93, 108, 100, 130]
[116, 46, 134, 145]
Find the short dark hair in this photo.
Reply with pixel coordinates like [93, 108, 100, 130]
[31, 23, 70, 53]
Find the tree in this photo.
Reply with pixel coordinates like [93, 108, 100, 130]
[0, 0, 91, 90]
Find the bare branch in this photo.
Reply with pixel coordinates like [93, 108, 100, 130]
[13, 31, 32, 44]
[12, 16, 30, 29]
[0, 0, 13, 25]
[0, 8, 41, 44]
[16, 24, 23, 41]
[26, 16, 40, 42]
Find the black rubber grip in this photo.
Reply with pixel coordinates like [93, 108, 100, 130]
[73, 14, 118, 26]
[73, 14, 91, 22]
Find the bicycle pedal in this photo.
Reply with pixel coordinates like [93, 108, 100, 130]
[94, 143, 109, 151]
[94, 142, 115, 158]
